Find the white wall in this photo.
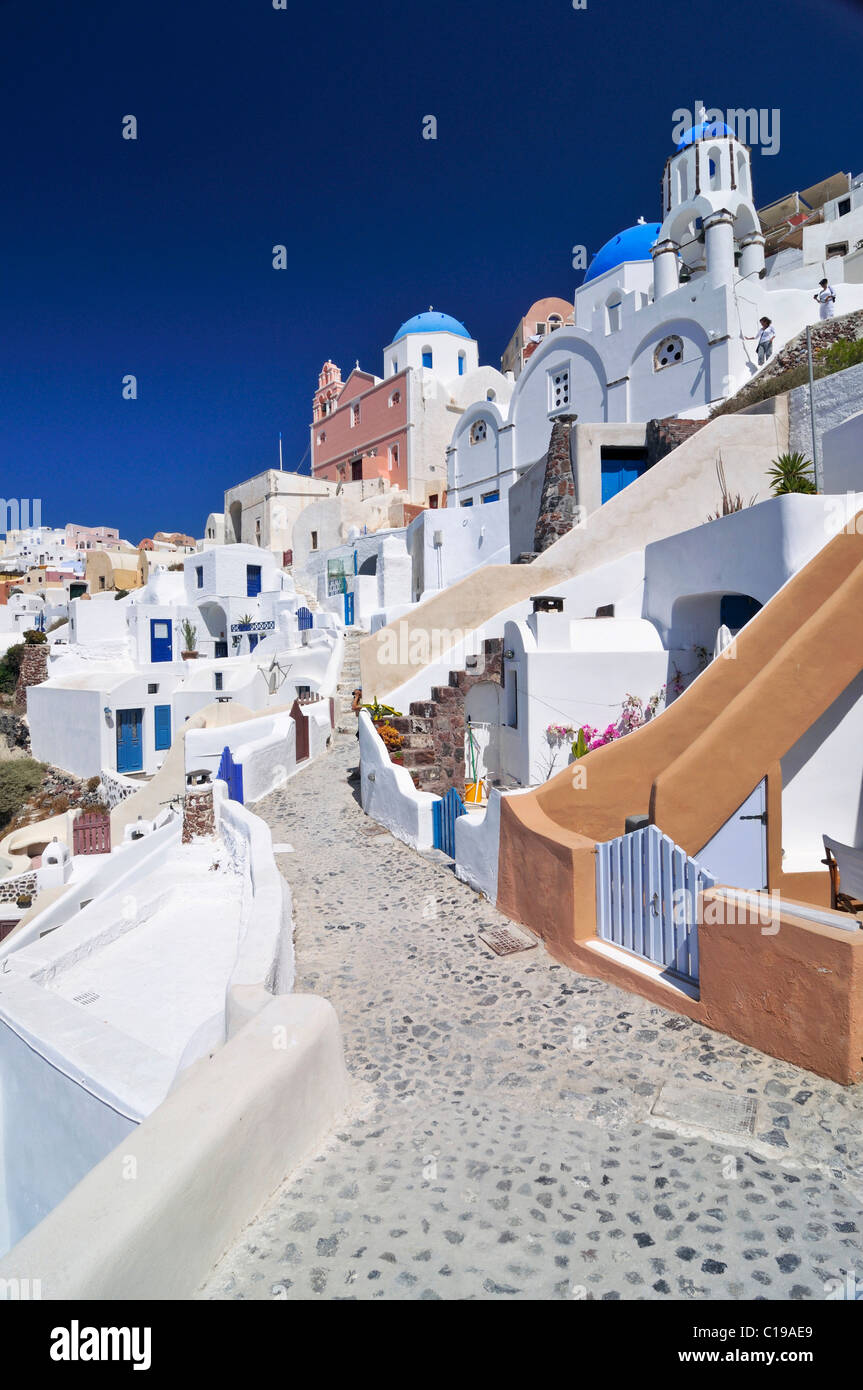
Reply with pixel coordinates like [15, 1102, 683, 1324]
[781, 669, 863, 873]
[0, 995, 349, 1297]
[358, 711, 437, 850]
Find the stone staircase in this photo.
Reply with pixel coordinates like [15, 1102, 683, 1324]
[388, 638, 503, 796]
[336, 629, 363, 733]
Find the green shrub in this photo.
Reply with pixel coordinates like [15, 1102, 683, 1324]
[23, 628, 47, 644]
[0, 644, 24, 695]
[767, 451, 817, 495]
[819, 338, 863, 374]
[0, 758, 45, 828]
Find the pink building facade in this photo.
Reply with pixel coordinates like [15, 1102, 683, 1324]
[312, 362, 410, 493]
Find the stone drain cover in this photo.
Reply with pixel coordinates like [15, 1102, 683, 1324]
[651, 1082, 758, 1139]
[478, 924, 538, 956]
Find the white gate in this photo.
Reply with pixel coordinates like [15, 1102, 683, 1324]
[595, 824, 715, 984]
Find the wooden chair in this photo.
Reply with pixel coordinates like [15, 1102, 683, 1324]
[822, 835, 863, 913]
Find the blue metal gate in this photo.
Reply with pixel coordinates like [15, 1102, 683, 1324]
[344, 591, 355, 626]
[432, 787, 466, 859]
[217, 745, 244, 804]
[297, 606, 313, 631]
[595, 823, 715, 984]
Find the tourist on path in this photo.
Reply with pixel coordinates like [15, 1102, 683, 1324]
[815, 278, 836, 319]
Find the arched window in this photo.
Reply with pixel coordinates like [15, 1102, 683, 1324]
[654, 335, 684, 370]
[737, 151, 749, 195]
[606, 295, 622, 333]
[707, 145, 723, 190]
[422, 347, 433, 369]
[458, 352, 466, 376]
[469, 420, 487, 445]
[486, 389, 496, 402]
[548, 314, 562, 332]
[389, 444, 399, 471]
[388, 390, 400, 408]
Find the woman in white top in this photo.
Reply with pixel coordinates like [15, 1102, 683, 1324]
[747, 316, 775, 366]
[815, 279, 836, 319]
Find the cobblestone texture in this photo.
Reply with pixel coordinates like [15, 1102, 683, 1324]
[200, 736, 863, 1302]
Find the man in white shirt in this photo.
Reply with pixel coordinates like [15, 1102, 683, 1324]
[815, 278, 836, 319]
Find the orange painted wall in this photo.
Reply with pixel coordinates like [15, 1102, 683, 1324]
[494, 514, 863, 1081]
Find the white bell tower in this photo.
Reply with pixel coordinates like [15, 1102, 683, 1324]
[652, 115, 765, 298]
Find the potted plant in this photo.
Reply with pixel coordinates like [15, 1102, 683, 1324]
[16, 893, 32, 909]
[236, 613, 254, 632]
[180, 618, 199, 660]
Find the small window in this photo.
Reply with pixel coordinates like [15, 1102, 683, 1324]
[215, 672, 223, 691]
[196, 566, 203, 588]
[548, 367, 570, 412]
[391, 358, 398, 375]
[458, 353, 465, 376]
[482, 491, 500, 503]
[318, 431, 326, 444]
[311, 531, 318, 550]
[429, 494, 439, 509]
[469, 420, 487, 445]
[654, 335, 684, 370]
[461, 498, 474, 507]
[351, 403, 360, 428]
[388, 390, 400, 407]
[536, 322, 547, 335]
[297, 684, 311, 699]
[838, 198, 852, 217]
[606, 296, 622, 333]
[148, 683, 159, 694]
[826, 242, 848, 259]
[548, 315, 562, 332]
[422, 349, 433, 369]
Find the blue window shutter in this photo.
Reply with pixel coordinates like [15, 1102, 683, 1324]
[154, 704, 172, 751]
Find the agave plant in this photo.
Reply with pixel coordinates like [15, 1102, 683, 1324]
[767, 451, 817, 495]
[707, 454, 757, 520]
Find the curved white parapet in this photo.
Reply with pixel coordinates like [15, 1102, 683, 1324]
[454, 790, 503, 903]
[0, 994, 351, 1300]
[358, 710, 437, 851]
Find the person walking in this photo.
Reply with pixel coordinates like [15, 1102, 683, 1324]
[746, 316, 775, 366]
[814, 278, 836, 319]
[754, 316, 775, 366]
[351, 687, 363, 738]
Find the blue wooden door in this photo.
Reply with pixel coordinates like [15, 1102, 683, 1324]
[297, 606, 313, 631]
[600, 452, 649, 504]
[246, 565, 262, 598]
[154, 704, 172, 751]
[248, 632, 259, 652]
[116, 708, 143, 773]
[344, 592, 355, 626]
[149, 618, 173, 663]
[696, 781, 768, 890]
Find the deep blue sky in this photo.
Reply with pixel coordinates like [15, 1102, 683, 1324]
[1, 0, 862, 541]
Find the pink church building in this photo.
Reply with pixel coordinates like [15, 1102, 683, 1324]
[311, 311, 512, 507]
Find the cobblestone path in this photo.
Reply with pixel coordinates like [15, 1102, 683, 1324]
[200, 737, 863, 1301]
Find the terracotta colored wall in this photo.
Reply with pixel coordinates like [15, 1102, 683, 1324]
[493, 514, 863, 1081]
[313, 372, 408, 491]
[698, 890, 863, 1085]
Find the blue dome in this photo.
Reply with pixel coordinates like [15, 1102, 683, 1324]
[393, 310, 471, 341]
[676, 119, 734, 151]
[583, 223, 662, 284]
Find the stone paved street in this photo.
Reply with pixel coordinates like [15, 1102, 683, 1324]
[200, 736, 863, 1302]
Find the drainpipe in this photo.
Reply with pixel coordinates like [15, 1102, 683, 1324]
[806, 325, 822, 492]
